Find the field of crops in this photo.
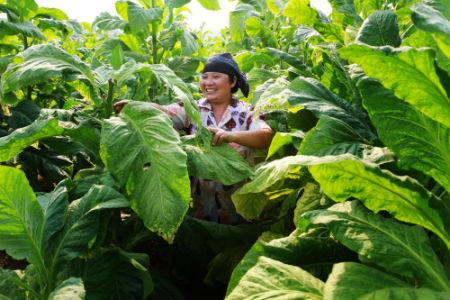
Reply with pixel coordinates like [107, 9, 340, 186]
[0, 0, 449, 299]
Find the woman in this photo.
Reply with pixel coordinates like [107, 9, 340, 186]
[115, 53, 272, 223]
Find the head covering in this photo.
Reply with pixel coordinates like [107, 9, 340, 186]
[201, 53, 250, 97]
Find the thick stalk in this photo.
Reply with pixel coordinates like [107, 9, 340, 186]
[21, 34, 29, 49]
[151, 0, 158, 64]
[105, 79, 115, 118]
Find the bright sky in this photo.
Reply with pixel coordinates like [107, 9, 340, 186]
[35, 0, 331, 30]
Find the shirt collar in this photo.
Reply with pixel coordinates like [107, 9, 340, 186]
[197, 97, 240, 111]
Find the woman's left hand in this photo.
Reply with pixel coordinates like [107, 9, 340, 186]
[208, 127, 235, 145]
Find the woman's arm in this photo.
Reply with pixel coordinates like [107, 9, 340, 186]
[208, 127, 273, 149]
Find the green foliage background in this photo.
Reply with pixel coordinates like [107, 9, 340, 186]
[0, 0, 449, 299]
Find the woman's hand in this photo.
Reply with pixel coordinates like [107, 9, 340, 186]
[208, 127, 235, 145]
[208, 127, 272, 149]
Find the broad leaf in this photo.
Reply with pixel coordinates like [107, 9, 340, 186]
[356, 10, 401, 47]
[227, 228, 352, 295]
[267, 131, 304, 159]
[253, 78, 291, 114]
[287, 76, 376, 141]
[232, 156, 307, 220]
[359, 288, 450, 300]
[0, 44, 100, 105]
[0, 20, 45, 39]
[0, 166, 46, 276]
[93, 13, 127, 31]
[324, 262, 409, 300]
[303, 201, 450, 291]
[179, 29, 198, 56]
[101, 102, 190, 242]
[230, 3, 258, 43]
[0, 118, 64, 162]
[298, 116, 369, 157]
[0, 269, 26, 299]
[127, 1, 162, 34]
[182, 136, 253, 185]
[111, 62, 201, 127]
[49, 185, 129, 268]
[309, 155, 450, 248]
[412, 3, 450, 36]
[81, 249, 153, 300]
[34, 7, 69, 20]
[226, 256, 324, 300]
[197, 0, 220, 10]
[266, 48, 306, 70]
[282, 0, 318, 26]
[359, 78, 450, 193]
[340, 45, 450, 129]
[48, 277, 85, 300]
[37, 183, 69, 253]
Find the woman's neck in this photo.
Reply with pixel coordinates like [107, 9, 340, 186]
[209, 96, 232, 124]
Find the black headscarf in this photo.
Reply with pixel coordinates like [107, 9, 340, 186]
[201, 53, 250, 98]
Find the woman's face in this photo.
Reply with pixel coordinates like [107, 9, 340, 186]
[200, 72, 236, 104]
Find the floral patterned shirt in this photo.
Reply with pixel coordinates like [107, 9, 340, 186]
[165, 97, 271, 224]
[166, 97, 270, 159]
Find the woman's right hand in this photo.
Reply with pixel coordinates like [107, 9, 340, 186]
[113, 99, 130, 113]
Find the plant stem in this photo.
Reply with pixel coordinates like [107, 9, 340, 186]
[151, 0, 158, 64]
[105, 79, 115, 118]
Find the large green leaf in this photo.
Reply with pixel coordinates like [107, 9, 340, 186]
[227, 228, 353, 296]
[356, 10, 401, 47]
[359, 288, 450, 300]
[298, 116, 369, 157]
[93, 13, 127, 31]
[111, 62, 201, 127]
[182, 136, 253, 185]
[308, 155, 450, 248]
[226, 256, 324, 300]
[0, 20, 45, 39]
[37, 183, 69, 254]
[34, 7, 69, 20]
[127, 1, 162, 34]
[48, 185, 129, 269]
[328, 0, 362, 25]
[303, 201, 450, 291]
[178, 29, 198, 56]
[253, 78, 291, 114]
[232, 156, 308, 220]
[101, 102, 191, 242]
[0, 269, 26, 299]
[287, 76, 376, 141]
[0, 44, 100, 105]
[282, 0, 318, 26]
[359, 78, 450, 193]
[266, 48, 306, 71]
[197, 0, 220, 10]
[0, 118, 64, 162]
[0, 166, 44, 262]
[6, 0, 38, 19]
[340, 45, 450, 128]
[267, 131, 304, 159]
[412, 2, 450, 36]
[230, 3, 258, 43]
[48, 277, 85, 300]
[81, 249, 152, 300]
[324, 262, 409, 300]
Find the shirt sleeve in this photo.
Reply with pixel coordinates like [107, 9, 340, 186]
[165, 102, 190, 130]
[247, 114, 271, 131]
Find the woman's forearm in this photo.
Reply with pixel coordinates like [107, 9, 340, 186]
[228, 128, 273, 149]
